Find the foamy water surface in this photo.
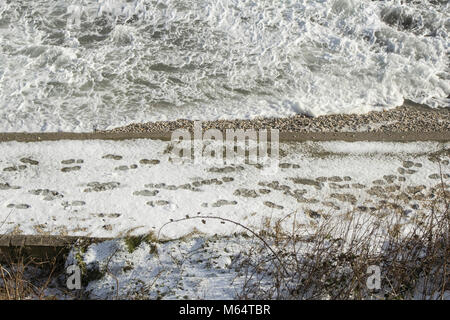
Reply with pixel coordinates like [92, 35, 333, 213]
[0, 0, 448, 132]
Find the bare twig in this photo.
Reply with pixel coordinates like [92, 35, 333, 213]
[158, 215, 290, 276]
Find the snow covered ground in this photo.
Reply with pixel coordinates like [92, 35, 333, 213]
[0, 139, 448, 239]
[1, 138, 448, 299]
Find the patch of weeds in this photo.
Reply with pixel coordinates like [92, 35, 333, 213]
[124, 231, 160, 253]
[124, 236, 146, 253]
[73, 243, 105, 287]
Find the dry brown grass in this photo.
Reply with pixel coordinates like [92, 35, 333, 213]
[0, 247, 68, 300]
[229, 176, 449, 300]
[1, 168, 448, 300]
[157, 168, 449, 300]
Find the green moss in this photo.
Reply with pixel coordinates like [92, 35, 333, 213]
[73, 244, 105, 287]
[124, 231, 159, 253]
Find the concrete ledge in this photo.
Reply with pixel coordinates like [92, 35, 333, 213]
[0, 235, 111, 248]
[0, 131, 449, 142]
[0, 235, 112, 262]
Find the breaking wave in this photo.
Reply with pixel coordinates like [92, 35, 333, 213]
[0, 0, 448, 132]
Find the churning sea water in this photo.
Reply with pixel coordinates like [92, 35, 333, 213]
[0, 0, 448, 132]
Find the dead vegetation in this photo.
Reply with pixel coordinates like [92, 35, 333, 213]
[230, 203, 448, 300]
[0, 247, 68, 300]
[156, 168, 449, 300]
[1, 171, 448, 300]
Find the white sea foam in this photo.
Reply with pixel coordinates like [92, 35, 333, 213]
[0, 0, 448, 132]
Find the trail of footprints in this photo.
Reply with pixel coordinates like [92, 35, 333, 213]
[61, 158, 84, 172]
[3, 157, 39, 172]
[1, 152, 449, 234]
[1, 154, 164, 213]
